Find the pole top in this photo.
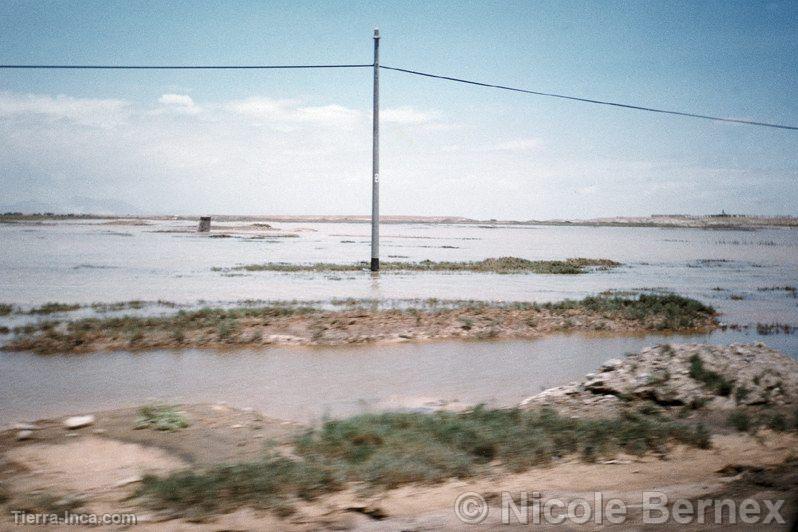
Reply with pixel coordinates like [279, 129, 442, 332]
[373, 28, 380, 39]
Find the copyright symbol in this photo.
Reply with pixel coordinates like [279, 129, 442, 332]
[454, 491, 488, 524]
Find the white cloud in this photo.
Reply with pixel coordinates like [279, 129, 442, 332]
[2, 90, 784, 219]
[296, 104, 361, 126]
[0, 92, 129, 128]
[224, 97, 360, 128]
[157, 93, 201, 114]
[490, 137, 542, 152]
[158, 93, 194, 107]
[224, 96, 297, 120]
[382, 106, 437, 125]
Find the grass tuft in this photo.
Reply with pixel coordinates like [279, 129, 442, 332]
[137, 452, 339, 516]
[135, 404, 189, 431]
[221, 257, 621, 275]
[546, 293, 714, 330]
[27, 302, 81, 314]
[138, 405, 710, 516]
[727, 409, 751, 432]
[689, 354, 734, 396]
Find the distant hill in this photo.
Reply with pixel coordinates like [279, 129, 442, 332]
[0, 196, 141, 216]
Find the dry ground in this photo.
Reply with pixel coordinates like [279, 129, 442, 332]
[1, 404, 796, 531]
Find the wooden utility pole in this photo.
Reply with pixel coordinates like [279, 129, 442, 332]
[370, 28, 380, 271]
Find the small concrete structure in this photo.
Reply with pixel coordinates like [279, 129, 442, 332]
[198, 216, 212, 232]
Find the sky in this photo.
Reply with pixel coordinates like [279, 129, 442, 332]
[0, 0, 796, 219]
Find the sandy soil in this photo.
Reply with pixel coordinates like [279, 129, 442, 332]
[0, 405, 303, 530]
[1, 404, 795, 531]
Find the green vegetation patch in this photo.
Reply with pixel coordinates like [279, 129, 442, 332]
[138, 406, 710, 516]
[689, 354, 734, 396]
[27, 302, 81, 315]
[138, 452, 338, 517]
[545, 293, 715, 330]
[0, 303, 15, 316]
[67, 304, 315, 335]
[135, 404, 189, 431]
[218, 256, 621, 274]
[727, 409, 751, 432]
[725, 408, 797, 433]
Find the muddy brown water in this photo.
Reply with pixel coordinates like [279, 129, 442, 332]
[1, 220, 796, 425]
[1, 329, 793, 426]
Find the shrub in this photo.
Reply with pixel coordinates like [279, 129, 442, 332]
[727, 410, 750, 432]
[171, 328, 185, 344]
[765, 413, 788, 432]
[28, 302, 81, 314]
[135, 405, 189, 431]
[137, 453, 339, 515]
[734, 386, 750, 404]
[689, 355, 734, 396]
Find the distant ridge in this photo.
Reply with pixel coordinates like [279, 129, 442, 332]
[0, 196, 141, 216]
[1, 212, 795, 228]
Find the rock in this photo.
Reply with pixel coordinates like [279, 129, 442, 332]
[345, 504, 389, 520]
[600, 358, 623, 372]
[13, 423, 40, 431]
[63, 415, 95, 429]
[114, 475, 142, 487]
[520, 343, 798, 417]
[16, 430, 33, 441]
[55, 494, 86, 508]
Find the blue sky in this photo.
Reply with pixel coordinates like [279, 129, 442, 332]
[0, 0, 796, 218]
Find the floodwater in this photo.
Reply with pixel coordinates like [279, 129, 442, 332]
[1, 219, 796, 424]
[0, 329, 795, 426]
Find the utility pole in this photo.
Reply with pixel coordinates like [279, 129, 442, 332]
[370, 28, 380, 272]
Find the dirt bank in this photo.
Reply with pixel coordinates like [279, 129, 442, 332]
[1, 405, 796, 530]
[6, 430, 796, 530]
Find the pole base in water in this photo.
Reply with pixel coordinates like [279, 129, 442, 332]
[370, 258, 379, 272]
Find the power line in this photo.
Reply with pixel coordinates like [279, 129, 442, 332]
[0, 64, 372, 69]
[380, 65, 798, 131]
[1, 61, 795, 130]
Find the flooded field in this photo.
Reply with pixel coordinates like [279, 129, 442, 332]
[0, 329, 795, 426]
[1, 219, 796, 424]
